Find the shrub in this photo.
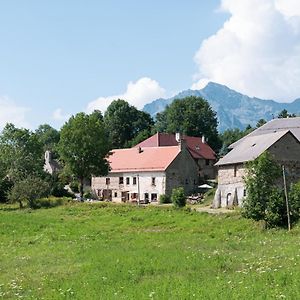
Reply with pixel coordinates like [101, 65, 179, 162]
[83, 191, 93, 199]
[69, 181, 79, 193]
[34, 197, 70, 209]
[8, 176, 50, 209]
[159, 194, 171, 204]
[171, 187, 186, 208]
[47, 175, 75, 198]
[0, 178, 13, 203]
[242, 152, 281, 223]
[288, 182, 300, 224]
[242, 152, 300, 229]
[264, 188, 286, 228]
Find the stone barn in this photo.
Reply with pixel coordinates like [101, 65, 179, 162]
[214, 118, 300, 208]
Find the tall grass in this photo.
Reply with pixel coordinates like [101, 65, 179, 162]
[0, 202, 299, 299]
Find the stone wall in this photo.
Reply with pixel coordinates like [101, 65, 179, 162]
[197, 158, 216, 179]
[165, 147, 199, 196]
[213, 163, 246, 208]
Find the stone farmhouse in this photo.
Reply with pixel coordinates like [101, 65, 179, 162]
[134, 132, 216, 179]
[213, 118, 300, 208]
[91, 139, 199, 203]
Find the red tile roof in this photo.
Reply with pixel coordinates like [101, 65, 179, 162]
[108, 146, 180, 173]
[135, 133, 216, 160]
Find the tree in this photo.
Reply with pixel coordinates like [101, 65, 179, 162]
[242, 152, 284, 227]
[287, 182, 300, 224]
[155, 96, 221, 151]
[171, 187, 186, 208]
[35, 124, 60, 153]
[256, 119, 267, 128]
[278, 109, 296, 119]
[0, 123, 44, 181]
[58, 111, 110, 199]
[7, 175, 50, 208]
[104, 99, 154, 148]
[219, 128, 245, 155]
[129, 128, 153, 147]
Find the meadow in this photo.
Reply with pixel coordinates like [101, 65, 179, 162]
[0, 202, 300, 299]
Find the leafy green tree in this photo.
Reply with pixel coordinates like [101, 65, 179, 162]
[242, 152, 285, 227]
[0, 178, 13, 203]
[288, 182, 300, 224]
[104, 99, 154, 148]
[219, 128, 245, 155]
[35, 124, 60, 153]
[171, 187, 186, 208]
[7, 175, 50, 208]
[0, 123, 44, 181]
[155, 96, 221, 150]
[58, 111, 110, 199]
[129, 128, 153, 147]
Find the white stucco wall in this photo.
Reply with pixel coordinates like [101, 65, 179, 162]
[92, 171, 166, 203]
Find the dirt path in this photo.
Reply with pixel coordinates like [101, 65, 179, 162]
[194, 206, 237, 214]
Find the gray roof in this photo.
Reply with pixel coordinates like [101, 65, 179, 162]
[230, 117, 300, 149]
[216, 130, 291, 166]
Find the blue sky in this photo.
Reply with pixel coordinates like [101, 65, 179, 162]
[0, 0, 226, 129]
[1, 0, 300, 130]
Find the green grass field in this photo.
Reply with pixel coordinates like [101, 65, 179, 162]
[0, 202, 300, 299]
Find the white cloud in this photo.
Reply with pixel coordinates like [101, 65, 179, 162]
[53, 108, 70, 121]
[0, 96, 30, 129]
[86, 77, 166, 113]
[193, 0, 300, 101]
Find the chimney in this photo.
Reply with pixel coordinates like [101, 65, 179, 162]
[179, 138, 186, 151]
[202, 136, 206, 144]
[175, 132, 181, 142]
[138, 146, 143, 153]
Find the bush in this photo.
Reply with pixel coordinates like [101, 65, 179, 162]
[33, 197, 70, 209]
[159, 194, 171, 204]
[0, 178, 13, 203]
[70, 180, 79, 193]
[242, 152, 300, 229]
[242, 152, 282, 224]
[264, 188, 286, 228]
[171, 187, 186, 208]
[288, 182, 300, 224]
[8, 176, 50, 209]
[47, 175, 75, 198]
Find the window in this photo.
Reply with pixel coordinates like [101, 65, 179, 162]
[133, 177, 137, 185]
[151, 193, 157, 202]
[119, 177, 124, 184]
[185, 178, 189, 185]
[205, 159, 210, 166]
[114, 192, 118, 197]
[234, 165, 237, 177]
[105, 178, 110, 185]
[126, 177, 130, 185]
[144, 193, 149, 200]
[151, 177, 156, 186]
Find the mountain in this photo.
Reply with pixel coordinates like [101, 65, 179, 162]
[143, 82, 300, 132]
